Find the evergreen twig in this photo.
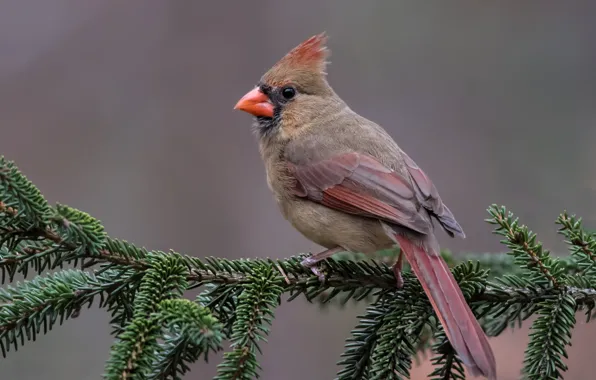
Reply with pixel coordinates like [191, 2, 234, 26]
[336, 296, 391, 380]
[557, 212, 596, 279]
[522, 294, 576, 380]
[103, 255, 188, 379]
[213, 264, 283, 380]
[428, 330, 465, 380]
[149, 299, 224, 379]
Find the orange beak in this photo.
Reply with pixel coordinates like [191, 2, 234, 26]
[234, 87, 274, 118]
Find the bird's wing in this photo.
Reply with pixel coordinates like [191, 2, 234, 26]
[289, 152, 428, 234]
[400, 152, 465, 238]
[289, 152, 464, 237]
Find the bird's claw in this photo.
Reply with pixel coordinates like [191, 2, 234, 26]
[393, 251, 405, 289]
[301, 255, 328, 283]
[395, 271, 404, 289]
[309, 266, 327, 283]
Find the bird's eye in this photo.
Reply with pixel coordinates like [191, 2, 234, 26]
[281, 86, 296, 100]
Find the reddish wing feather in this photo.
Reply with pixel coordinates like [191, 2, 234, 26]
[402, 152, 465, 238]
[290, 152, 430, 235]
[322, 186, 423, 232]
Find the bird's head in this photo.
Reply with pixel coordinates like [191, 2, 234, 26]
[234, 33, 342, 142]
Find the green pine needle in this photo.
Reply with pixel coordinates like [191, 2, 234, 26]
[368, 295, 428, 380]
[0, 270, 94, 357]
[336, 300, 386, 380]
[557, 212, 596, 280]
[486, 204, 567, 286]
[0, 268, 143, 357]
[104, 255, 188, 379]
[428, 330, 466, 380]
[522, 294, 576, 379]
[104, 316, 162, 380]
[214, 264, 283, 380]
[197, 283, 243, 338]
[54, 203, 106, 256]
[149, 299, 224, 379]
[0, 156, 54, 230]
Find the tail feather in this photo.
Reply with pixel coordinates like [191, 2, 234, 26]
[393, 234, 496, 379]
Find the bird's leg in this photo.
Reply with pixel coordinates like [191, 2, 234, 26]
[392, 250, 404, 289]
[301, 247, 343, 282]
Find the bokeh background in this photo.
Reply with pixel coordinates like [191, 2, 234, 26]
[2, 1, 596, 379]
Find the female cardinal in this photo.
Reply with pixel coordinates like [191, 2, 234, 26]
[234, 33, 496, 379]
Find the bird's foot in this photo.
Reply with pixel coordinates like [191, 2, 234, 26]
[301, 255, 328, 283]
[393, 267, 404, 289]
[300, 247, 343, 283]
[392, 250, 404, 289]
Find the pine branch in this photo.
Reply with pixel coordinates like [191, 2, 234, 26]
[104, 255, 188, 379]
[522, 294, 576, 380]
[0, 157, 54, 230]
[106, 318, 163, 380]
[214, 264, 283, 380]
[197, 283, 243, 338]
[336, 303, 386, 380]
[0, 270, 91, 356]
[53, 203, 107, 256]
[1, 214, 586, 310]
[0, 205, 111, 284]
[480, 283, 537, 338]
[486, 205, 577, 379]
[0, 268, 141, 357]
[368, 291, 430, 380]
[428, 330, 465, 380]
[336, 295, 393, 380]
[0, 223, 142, 282]
[557, 212, 596, 279]
[0, 239, 62, 284]
[149, 299, 224, 379]
[486, 204, 567, 286]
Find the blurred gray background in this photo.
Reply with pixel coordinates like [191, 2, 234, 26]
[2, 1, 596, 379]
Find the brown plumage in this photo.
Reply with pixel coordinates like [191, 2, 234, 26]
[234, 33, 496, 379]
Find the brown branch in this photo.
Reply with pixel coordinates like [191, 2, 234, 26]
[1, 200, 146, 270]
[0, 303, 45, 332]
[124, 324, 151, 379]
[522, 240, 558, 286]
[228, 347, 253, 380]
[6, 221, 596, 306]
[0, 225, 150, 270]
[4, 205, 596, 312]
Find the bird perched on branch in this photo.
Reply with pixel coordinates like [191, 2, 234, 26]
[233, 32, 496, 379]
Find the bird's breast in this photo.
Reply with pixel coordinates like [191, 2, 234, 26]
[282, 197, 395, 254]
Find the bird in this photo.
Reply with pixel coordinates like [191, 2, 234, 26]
[233, 32, 496, 379]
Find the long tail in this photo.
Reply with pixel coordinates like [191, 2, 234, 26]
[393, 234, 496, 379]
